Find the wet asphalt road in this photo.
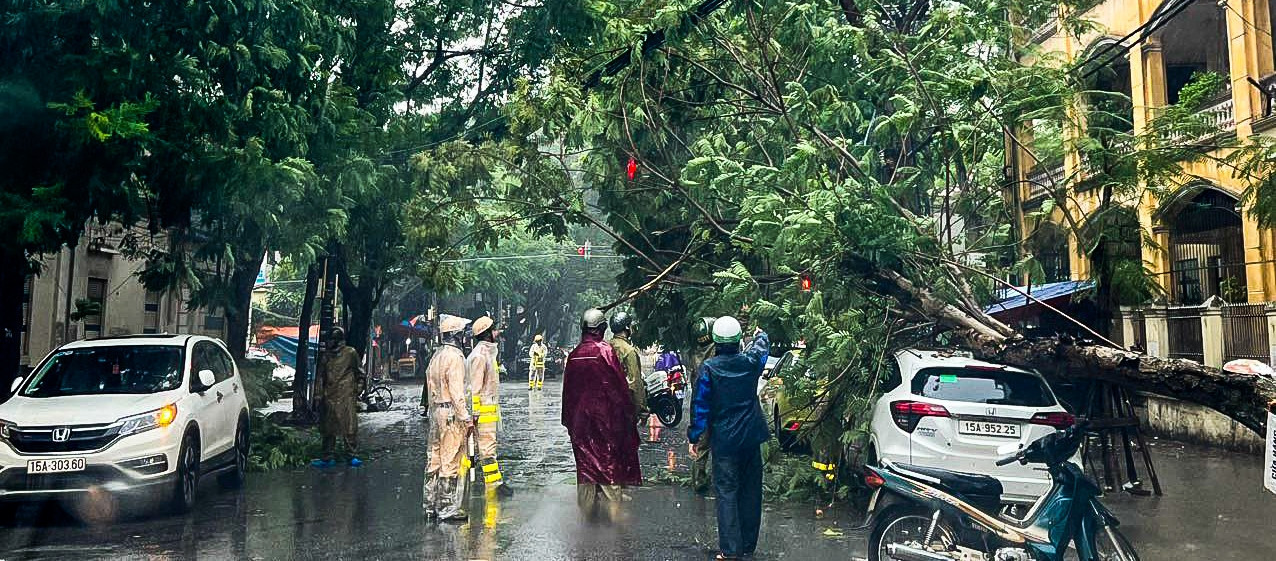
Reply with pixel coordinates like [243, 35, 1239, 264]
[2, 379, 1275, 560]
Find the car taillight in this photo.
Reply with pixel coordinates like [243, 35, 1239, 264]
[1030, 411, 1075, 429]
[890, 400, 950, 433]
[864, 469, 886, 488]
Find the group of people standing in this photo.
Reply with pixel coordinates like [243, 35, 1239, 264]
[418, 306, 772, 560]
[422, 315, 514, 521]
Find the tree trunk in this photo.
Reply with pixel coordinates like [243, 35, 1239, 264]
[980, 339, 1276, 435]
[292, 264, 319, 415]
[0, 259, 27, 401]
[868, 259, 1276, 435]
[223, 253, 263, 360]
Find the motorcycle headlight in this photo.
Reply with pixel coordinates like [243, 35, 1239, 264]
[117, 404, 178, 437]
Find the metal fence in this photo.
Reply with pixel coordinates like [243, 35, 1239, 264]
[1167, 306, 1204, 363]
[1223, 303, 1270, 362]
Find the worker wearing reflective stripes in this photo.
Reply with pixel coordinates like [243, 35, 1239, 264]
[424, 315, 472, 521]
[529, 335, 547, 390]
[468, 316, 513, 497]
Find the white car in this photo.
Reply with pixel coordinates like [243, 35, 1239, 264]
[0, 334, 250, 515]
[868, 349, 1075, 505]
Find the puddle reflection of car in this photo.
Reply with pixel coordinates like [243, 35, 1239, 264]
[757, 349, 828, 450]
[868, 349, 1076, 505]
[0, 335, 250, 517]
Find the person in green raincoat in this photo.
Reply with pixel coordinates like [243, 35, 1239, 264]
[315, 327, 365, 467]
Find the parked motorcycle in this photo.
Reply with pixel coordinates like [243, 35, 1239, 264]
[644, 363, 687, 427]
[863, 422, 1139, 561]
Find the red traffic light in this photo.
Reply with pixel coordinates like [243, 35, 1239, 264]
[800, 275, 813, 292]
[626, 157, 637, 180]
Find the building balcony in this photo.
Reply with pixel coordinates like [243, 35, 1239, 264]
[1030, 17, 1057, 45]
[1166, 94, 1235, 145]
[1025, 162, 1063, 202]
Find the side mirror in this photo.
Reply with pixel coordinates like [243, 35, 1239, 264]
[196, 369, 216, 390]
[10, 377, 23, 395]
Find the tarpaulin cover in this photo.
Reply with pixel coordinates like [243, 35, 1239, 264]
[561, 331, 642, 486]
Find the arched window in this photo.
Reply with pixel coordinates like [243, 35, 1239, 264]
[1165, 188, 1246, 304]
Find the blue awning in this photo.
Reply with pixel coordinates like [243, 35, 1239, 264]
[985, 281, 1093, 316]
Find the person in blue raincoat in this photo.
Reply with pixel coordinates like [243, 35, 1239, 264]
[687, 317, 770, 561]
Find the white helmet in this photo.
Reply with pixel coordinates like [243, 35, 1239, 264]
[712, 316, 743, 344]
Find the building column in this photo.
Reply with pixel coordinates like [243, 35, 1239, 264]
[1118, 306, 1138, 349]
[1134, 39, 1168, 134]
[1144, 305, 1170, 358]
[1201, 296, 1225, 368]
[1240, 204, 1269, 302]
[1226, 0, 1263, 138]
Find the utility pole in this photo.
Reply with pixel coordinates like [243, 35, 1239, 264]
[314, 256, 337, 420]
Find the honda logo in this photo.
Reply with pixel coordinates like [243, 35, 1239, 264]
[51, 427, 71, 442]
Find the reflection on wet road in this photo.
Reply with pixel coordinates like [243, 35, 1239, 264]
[0, 381, 862, 560]
[3, 380, 1275, 560]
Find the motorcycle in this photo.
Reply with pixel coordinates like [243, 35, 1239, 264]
[863, 422, 1140, 561]
[644, 363, 688, 427]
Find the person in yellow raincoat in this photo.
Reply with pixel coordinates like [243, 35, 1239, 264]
[468, 316, 514, 497]
[528, 334, 548, 390]
[314, 327, 364, 467]
[424, 315, 473, 521]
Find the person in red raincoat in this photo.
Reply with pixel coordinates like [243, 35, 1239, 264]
[562, 308, 642, 520]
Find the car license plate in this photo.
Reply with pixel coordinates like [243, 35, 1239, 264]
[959, 420, 1020, 438]
[27, 457, 87, 474]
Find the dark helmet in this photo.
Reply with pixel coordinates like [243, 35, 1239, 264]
[609, 311, 633, 334]
[695, 317, 715, 346]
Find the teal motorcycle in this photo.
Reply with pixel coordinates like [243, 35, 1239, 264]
[863, 422, 1139, 561]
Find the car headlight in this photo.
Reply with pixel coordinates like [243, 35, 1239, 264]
[117, 404, 178, 437]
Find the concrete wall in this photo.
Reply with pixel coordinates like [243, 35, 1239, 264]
[22, 226, 227, 368]
[1138, 393, 1263, 454]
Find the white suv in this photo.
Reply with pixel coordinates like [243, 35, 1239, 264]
[868, 349, 1075, 505]
[0, 334, 250, 515]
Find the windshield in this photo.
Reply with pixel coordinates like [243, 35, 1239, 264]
[910, 367, 1056, 407]
[22, 346, 186, 397]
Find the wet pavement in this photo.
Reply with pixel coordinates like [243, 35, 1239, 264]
[2, 379, 1275, 560]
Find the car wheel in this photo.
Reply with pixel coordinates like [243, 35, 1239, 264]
[219, 417, 249, 489]
[170, 432, 199, 514]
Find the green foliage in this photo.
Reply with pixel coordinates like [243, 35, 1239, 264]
[248, 413, 322, 471]
[237, 358, 287, 410]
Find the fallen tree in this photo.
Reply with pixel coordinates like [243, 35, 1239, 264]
[495, 0, 1276, 436]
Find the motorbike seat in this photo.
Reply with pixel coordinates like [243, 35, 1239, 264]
[889, 463, 1004, 502]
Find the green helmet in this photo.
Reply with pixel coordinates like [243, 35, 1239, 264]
[695, 317, 715, 346]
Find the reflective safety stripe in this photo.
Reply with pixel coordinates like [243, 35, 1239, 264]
[484, 472, 503, 484]
[482, 462, 500, 473]
[477, 414, 501, 424]
[476, 404, 499, 413]
[812, 461, 836, 471]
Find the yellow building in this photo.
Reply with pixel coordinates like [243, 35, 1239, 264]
[1012, 0, 1276, 364]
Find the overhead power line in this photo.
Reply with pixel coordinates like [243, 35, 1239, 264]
[1074, 0, 1197, 83]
